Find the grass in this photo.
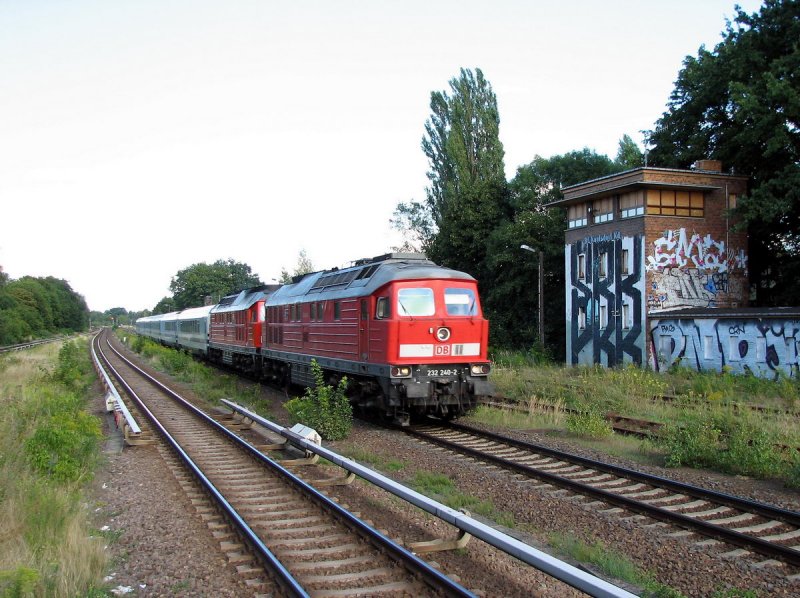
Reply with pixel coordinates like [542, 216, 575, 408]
[118, 331, 271, 415]
[409, 471, 515, 528]
[338, 445, 406, 472]
[547, 532, 758, 597]
[0, 340, 107, 597]
[485, 350, 800, 486]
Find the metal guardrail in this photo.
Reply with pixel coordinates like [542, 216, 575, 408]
[0, 337, 62, 353]
[221, 400, 637, 598]
[90, 334, 143, 442]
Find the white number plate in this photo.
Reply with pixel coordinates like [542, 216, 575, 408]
[427, 369, 459, 377]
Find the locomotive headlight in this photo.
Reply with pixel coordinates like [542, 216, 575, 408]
[391, 366, 412, 378]
[470, 363, 491, 376]
[436, 327, 451, 342]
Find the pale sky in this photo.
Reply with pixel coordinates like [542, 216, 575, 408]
[0, 0, 762, 312]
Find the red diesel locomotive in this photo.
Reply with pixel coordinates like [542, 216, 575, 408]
[139, 253, 492, 422]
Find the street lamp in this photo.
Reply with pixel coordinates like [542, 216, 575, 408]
[520, 244, 545, 345]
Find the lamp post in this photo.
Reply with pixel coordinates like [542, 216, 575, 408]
[520, 244, 544, 346]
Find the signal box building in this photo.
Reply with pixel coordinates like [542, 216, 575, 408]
[546, 161, 800, 378]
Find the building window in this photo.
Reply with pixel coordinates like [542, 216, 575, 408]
[599, 252, 608, 279]
[646, 189, 704, 217]
[619, 190, 644, 218]
[729, 193, 738, 209]
[577, 254, 586, 280]
[599, 304, 608, 329]
[568, 204, 587, 229]
[621, 249, 630, 276]
[593, 197, 613, 224]
[621, 303, 630, 329]
[578, 306, 586, 330]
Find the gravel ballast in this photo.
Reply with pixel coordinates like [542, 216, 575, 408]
[90, 348, 800, 596]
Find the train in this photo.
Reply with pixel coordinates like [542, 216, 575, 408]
[135, 253, 492, 423]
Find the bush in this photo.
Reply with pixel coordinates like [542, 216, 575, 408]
[24, 410, 101, 482]
[0, 567, 39, 598]
[662, 418, 722, 468]
[566, 408, 613, 439]
[662, 415, 784, 479]
[50, 341, 93, 394]
[285, 360, 352, 440]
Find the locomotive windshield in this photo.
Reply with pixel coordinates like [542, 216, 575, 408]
[397, 288, 435, 316]
[445, 288, 477, 315]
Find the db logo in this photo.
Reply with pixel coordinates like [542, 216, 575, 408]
[434, 345, 451, 356]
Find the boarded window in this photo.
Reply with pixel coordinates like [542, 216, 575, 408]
[619, 190, 644, 218]
[568, 203, 587, 229]
[647, 189, 704, 217]
[593, 197, 613, 224]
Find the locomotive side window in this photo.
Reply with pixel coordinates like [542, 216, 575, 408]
[376, 297, 390, 319]
[397, 288, 435, 317]
[445, 288, 477, 315]
[334, 301, 341, 320]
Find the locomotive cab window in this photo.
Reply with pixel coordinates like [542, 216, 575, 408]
[376, 296, 390, 319]
[445, 288, 477, 315]
[397, 288, 435, 317]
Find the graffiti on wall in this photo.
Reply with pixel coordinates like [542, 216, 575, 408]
[566, 235, 644, 367]
[646, 228, 747, 310]
[648, 317, 800, 379]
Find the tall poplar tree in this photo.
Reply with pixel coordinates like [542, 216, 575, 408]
[394, 67, 510, 287]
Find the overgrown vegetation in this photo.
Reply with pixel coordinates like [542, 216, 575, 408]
[410, 471, 515, 528]
[285, 360, 352, 441]
[121, 332, 264, 408]
[485, 351, 800, 486]
[0, 340, 106, 596]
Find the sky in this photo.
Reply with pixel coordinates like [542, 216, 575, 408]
[0, 0, 764, 312]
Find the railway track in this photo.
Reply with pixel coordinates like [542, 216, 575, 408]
[401, 419, 800, 574]
[94, 331, 475, 597]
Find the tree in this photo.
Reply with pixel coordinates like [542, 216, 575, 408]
[393, 68, 511, 342]
[647, 0, 800, 304]
[0, 275, 88, 344]
[615, 134, 644, 169]
[169, 259, 262, 309]
[394, 68, 510, 274]
[490, 149, 624, 352]
[152, 296, 176, 315]
[279, 249, 315, 284]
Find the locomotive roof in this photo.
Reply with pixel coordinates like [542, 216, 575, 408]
[211, 284, 280, 313]
[266, 253, 475, 304]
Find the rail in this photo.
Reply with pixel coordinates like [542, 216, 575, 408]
[90, 333, 142, 438]
[100, 334, 472, 597]
[221, 399, 637, 598]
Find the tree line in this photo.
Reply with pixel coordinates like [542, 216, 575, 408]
[394, 0, 799, 357]
[0, 267, 89, 345]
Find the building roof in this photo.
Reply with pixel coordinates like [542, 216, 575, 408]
[546, 166, 747, 208]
